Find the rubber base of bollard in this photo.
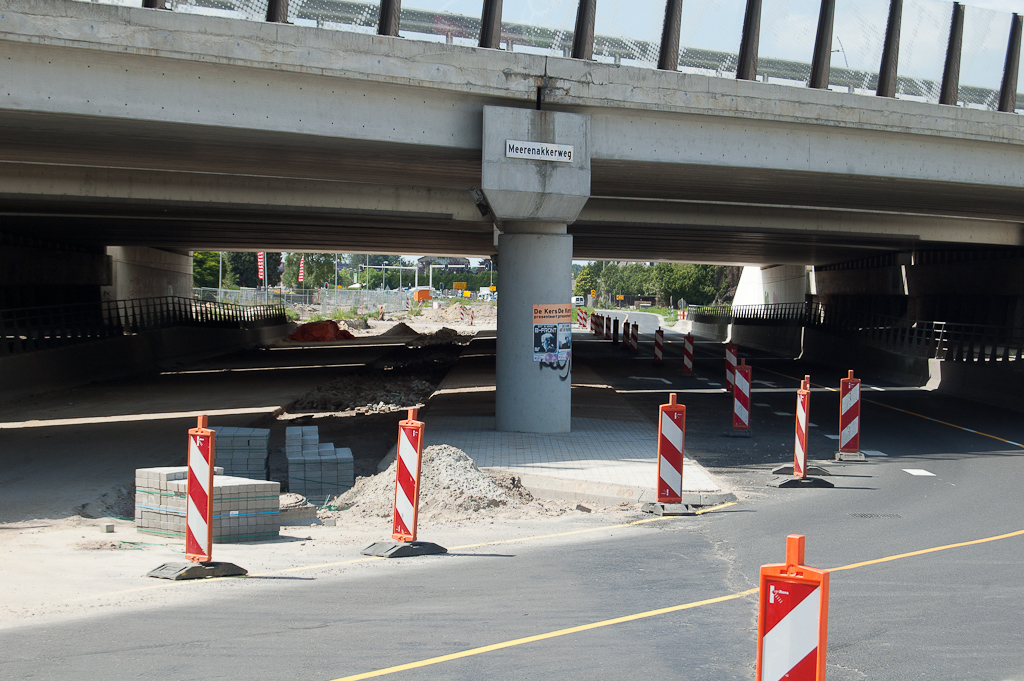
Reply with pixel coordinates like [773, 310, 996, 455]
[641, 502, 698, 516]
[767, 476, 835, 489]
[361, 541, 448, 558]
[726, 429, 752, 438]
[835, 451, 867, 461]
[147, 561, 248, 580]
[771, 464, 831, 476]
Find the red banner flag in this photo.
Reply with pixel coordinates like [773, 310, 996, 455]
[257, 252, 265, 281]
[298, 254, 305, 283]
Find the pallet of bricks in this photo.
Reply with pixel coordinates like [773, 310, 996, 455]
[135, 466, 281, 542]
[285, 426, 354, 505]
[210, 426, 271, 478]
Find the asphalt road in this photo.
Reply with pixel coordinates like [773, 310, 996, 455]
[2, 331, 1023, 680]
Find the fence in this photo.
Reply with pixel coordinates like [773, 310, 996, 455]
[686, 302, 1024, 364]
[193, 287, 412, 315]
[1, 297, 286, 356]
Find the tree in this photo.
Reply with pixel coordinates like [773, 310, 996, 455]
[574, 268, 597, 298]
[224, 252, 282, 288]
[192, 251, 221, 288]
[282, 253, 345, 289]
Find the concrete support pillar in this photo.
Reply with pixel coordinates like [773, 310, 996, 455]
[496, 222, 573, 433]
[999, 14, 1023, 113]
[479, 0, 503, 49]
[657, 0, 684, 71]
[481, 106, 590, 434]
[737, 0, 761, 81]
[809, 0, 835, 89]
[940, 3, 964, 106]
[877, 0, 902, 98]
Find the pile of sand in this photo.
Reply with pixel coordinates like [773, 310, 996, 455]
[325, 445, 583, 522]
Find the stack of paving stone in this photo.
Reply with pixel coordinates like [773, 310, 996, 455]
[209, 426, 270, 479]
[134, 466, 281, 543]
[285, 426, 355, 503]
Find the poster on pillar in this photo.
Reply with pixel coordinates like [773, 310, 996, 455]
[533, 304, 572, 363]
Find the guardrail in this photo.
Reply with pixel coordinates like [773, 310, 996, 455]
[1, 297, 286, 356]
[685, 302, 1023, 364]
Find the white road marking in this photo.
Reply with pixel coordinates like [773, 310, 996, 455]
[773, 411, 793, 417]
[754, 403, 772, 408]
[809, 423, 818, 428]
[864, 450, 888, 457]
[629, 376, 672, 384]
[823, 434, 840, 440]
[903, 468, 935, 476]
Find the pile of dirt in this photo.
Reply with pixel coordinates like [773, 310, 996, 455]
[74, 481, 135, 520]
[327, 445, 569, 522]
[291, 374, 436, 413]
[380, 322, 418, 337]
[409, 327, 466, 347]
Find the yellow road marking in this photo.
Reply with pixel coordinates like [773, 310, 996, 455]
[330, 589, 761, 681]
[329, 526, 1024, 681]
[757, 366, 1024, 450]
[829, 528, 1024, 572]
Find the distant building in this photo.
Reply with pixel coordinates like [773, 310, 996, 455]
[417, 256, 470, 275]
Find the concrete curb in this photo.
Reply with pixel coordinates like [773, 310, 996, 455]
[494, 471, 736, 508]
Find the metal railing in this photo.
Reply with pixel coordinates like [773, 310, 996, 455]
[1, 297, 286, 356]
[820, 314, 1024, 364]
[686, 302, 1024, 364]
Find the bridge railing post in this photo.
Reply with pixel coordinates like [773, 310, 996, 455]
[571, 0, 596, 60]
[809, 0, 835, 89]
[939, 3, 965, 106]
[877, 0, 903, 98]
[479, 0, 503, 49]
[737, 0, 761, 81]
[657, 0, 683, 71]
[999, 14, 1023, 113]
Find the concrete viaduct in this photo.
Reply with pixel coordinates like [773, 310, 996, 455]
[2, 0, 1024, 431]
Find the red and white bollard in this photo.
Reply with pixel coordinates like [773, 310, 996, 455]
[631, 322, 639, 352]
[147, 415, 248, 579]
[756, 535, 830, 681]
[469, 309, 475, 326]
[683, 333, 695, 375]
[576, 307, 587, 328]
[837, 370, 864, 461]
[641, 393, 695, 515]
[186, 415, 216, 563]
[392, 408, 424, 542]
[725, 342, 738, 390]
[378, 305, 385, 321]
[653, 328, 664, 363]
[362, 408, 446, 557]
[604, 316, 611, 340]
[794, 384, 810, 479]
[732, 359, 751, 435]
[772, 375, 833, 486]
[622, 319, 630, 349]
